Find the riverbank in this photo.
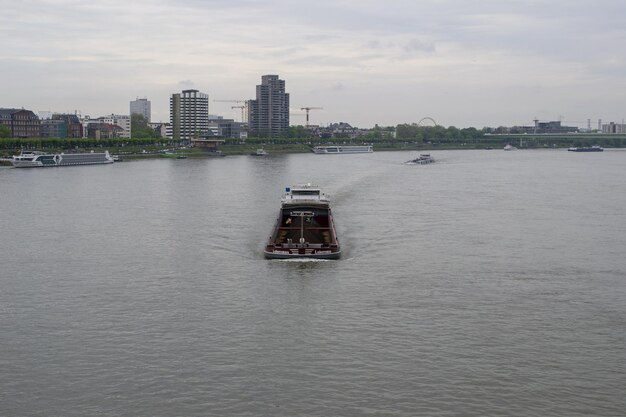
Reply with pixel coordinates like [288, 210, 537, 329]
[2, 141, 623, 163]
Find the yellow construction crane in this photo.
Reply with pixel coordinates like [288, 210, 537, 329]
[300, 107, 323, 127]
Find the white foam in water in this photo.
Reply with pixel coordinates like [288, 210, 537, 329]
[275, 258, 332, 262]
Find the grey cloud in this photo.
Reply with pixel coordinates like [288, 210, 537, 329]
[2, 0, 626, 128]
[403, 38, 435, 53]
[178, 80, 196, 88]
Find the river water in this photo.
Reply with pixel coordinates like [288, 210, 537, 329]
[1, 149, 625, 416]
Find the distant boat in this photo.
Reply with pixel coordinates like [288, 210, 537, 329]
[250, 149, 269, 156]
[264, 184, 341, 259]
[405, 153, 434, 165]
[176, 155, 188, 159]
[312, 145, 373, 154]
[568, 146, 604, 152]
[12, 151, 115, 168]
[504, 144, 517, 151]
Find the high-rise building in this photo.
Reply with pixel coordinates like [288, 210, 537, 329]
[170, 89, 209, 141]
[130, 98, 151, 122]
[248, 75, 289, 138]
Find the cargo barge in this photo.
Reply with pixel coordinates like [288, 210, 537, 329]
[264, 184, 341, 259]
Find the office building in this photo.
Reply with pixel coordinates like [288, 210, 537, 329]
[130, 98, 151, 122]
[170, 89, 209, 141]
[248, 75, 289, 138]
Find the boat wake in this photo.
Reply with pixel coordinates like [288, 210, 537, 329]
[273, 258, 333, 263]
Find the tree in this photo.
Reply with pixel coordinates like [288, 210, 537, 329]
[0, 124, 11, 138]
[288, 126, 311, 139]
[131, 113, 160, 139]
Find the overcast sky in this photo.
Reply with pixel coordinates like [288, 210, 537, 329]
[1, 0, 625, 128]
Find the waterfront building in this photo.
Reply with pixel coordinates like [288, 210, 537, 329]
[148, 122, 170, 138]
[0, 108, 40, 138]
[208, 116, 246, 139]
[602, 122, 626, 134]
[40, 119, 67, 138]
[52, 114, 83, 138]
[170, 89, 209, 142]
[247, 75, 289, 138]
[130, 98, 151, 122]
[505, 120, 579, 135]
[99, 114, 131, 138]
[86, 122, 123, 139]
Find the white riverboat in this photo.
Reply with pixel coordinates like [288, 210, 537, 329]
[264, 184, 341, 259]
[312, 145, 373, 154]
[12, 151, 115, 168]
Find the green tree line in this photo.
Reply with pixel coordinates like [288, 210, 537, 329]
[395, 124, 485, 142]
[0, 137, 173, 150]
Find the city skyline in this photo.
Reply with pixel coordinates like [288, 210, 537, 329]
[1, 0, 625, 129]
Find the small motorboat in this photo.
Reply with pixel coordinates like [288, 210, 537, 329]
[405, 153, 434, 164]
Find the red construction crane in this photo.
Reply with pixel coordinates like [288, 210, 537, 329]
[300, 107, 323, 127]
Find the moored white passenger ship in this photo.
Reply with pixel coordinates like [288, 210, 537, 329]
[12, 151, 115, 168]
[312, 145, 373, 154]
[264, 184, 341, 259]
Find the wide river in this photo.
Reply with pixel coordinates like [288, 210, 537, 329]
[1, 149, 625, 416]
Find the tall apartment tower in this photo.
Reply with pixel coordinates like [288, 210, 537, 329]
[248, 75, 289, 138]
[130, 98, 151, 122]
[170, 89, 209, 141]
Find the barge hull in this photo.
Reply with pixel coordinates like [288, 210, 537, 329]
[263, 250, 341, 260]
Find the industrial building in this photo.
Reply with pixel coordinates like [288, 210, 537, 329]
[602, 122, 626, 134]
